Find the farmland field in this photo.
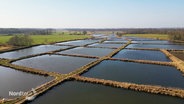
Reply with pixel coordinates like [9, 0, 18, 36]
[0, 33, 91, 45]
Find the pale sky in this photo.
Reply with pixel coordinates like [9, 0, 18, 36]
[0, 0, 184, 28]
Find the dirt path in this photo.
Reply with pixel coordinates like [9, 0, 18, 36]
[0, 46, 12, 51]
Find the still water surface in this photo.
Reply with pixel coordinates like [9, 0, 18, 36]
[13, 55, 95, 74]
[56, 40, 99, 46]
[127, 44, 184, 50]
[113, 49, 170, 61]
[29, 81, 184, 104]
[0, 45, 69, 59]
[83, 60, 184, 89]
[58, 47, 114, 57]
[89, 43, 123, 48]
[0, 66, 52, 98]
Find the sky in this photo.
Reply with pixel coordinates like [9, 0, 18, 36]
[0, 0, 184, 28]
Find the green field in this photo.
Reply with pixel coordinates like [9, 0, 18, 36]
[123, 34, 169, 40]
[31, 34, 90, 44]
[0, 33, 91, 45]
[0, 35, 12, 44]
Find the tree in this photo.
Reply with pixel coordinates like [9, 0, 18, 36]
[82, 31, 87, 35]
[116, 32, 125, 37]
[168, 31, 184, 41]
[8, 35, 33, 46]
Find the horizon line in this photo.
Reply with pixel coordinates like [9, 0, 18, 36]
[1, 27, 184, 29]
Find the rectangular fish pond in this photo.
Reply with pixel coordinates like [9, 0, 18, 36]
[0, 66, 52, 99]
[131, 40, 172, 44]
[82, 60, 184, 89]
[127, 44, 184, 50]
[107, 37, 127, 41]
[28, 81, 184, 104]
[56, 40, 99, 46]
[12, 55, 96, 74]
[89, 43, 124, 48]
[113, 49, 170, 62]
[58, 47, 114, 57]
[103, 41, 128, 44]
[0, 45, 70, 59]
[124, 37, 156, 41]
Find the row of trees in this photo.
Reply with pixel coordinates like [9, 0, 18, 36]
[0, 28, 22, 34]
[0, 28, 56, 35]
[168, 31, 184, 41]
[68, 31, 88, 35]
[27, 29, 55, 35]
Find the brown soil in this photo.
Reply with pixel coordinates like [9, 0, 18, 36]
[171, 51, 184, 61]
[0, 46, 12, 51]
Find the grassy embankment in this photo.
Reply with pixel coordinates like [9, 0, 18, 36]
[0, 33, 91, 50]
[123, 34, 169, 40]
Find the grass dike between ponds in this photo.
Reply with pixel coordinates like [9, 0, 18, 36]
[109, 58, 174, 66]
[161, 49, 184, 74]
[73, 76, 184, 99]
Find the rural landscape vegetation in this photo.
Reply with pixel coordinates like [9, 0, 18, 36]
[0, 0, 184, 104]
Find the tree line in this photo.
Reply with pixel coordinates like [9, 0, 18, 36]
[167, 30, 184, 41]
[0, 28, 56, 35]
